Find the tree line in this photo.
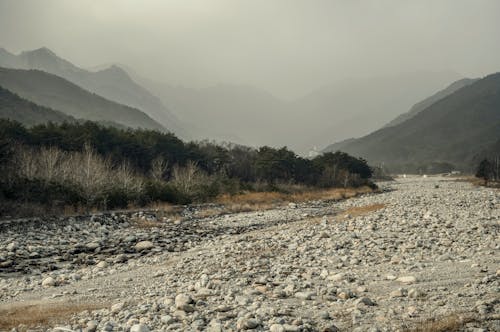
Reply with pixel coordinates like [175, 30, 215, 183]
[476, 157, 500, 186]
[0, 119, 374, 215]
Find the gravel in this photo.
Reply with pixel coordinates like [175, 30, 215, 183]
[0, 176, 498, 331]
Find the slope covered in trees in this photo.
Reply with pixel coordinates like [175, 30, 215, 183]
[0, 120, 374, 213]
[0, 86, 75, 126]
[323, 73, 500, 172]
[0, 67, 165, 131]
[383, 77, 478, 128]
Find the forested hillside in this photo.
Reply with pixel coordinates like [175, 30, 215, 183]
[0, 67, 165, 131]
[324, 73, 500, 173]
[0, 120, 374, 214]
[0, 86, 75, 126]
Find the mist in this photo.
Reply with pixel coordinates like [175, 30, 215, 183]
[1, 0, 499, 99]
[1, 0, 500, 154]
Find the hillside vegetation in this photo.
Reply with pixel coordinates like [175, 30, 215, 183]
[0, 67, 165, 131]
[324, 73, 500, 173]
[383, 77, 478, 128]
[0, 86, 75, 126]
[0, 120, 374, 216]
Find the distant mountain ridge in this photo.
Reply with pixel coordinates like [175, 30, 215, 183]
[0, 47, 187, 137]
[0, 85, 76, 126]
[384, 77, 479, 128]
[0, 67, 165, 131]
[323, 73, 500, 170]
[131, 69, 461, 153]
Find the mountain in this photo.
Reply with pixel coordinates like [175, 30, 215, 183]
[384, 78, 479, 128]
[0, 47, 186, 137]
[134, 77, 289, 146]
[0, 67, 165, 131]
[323, 73, 500, 170]
[0, 85, 75, 126]
[291, 71, 463, 152]
[132, 69, 461, 153]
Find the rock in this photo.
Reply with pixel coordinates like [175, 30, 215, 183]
[408, 288, 424, 298]
[319, 311, 331, 319]
[42, 276, 56, 287]
[85, 242, 100, 250]
[114, 254, 127, 263]
[96, 261, 108, 269]
[135, 241, 154, 251]
[160, 315, 175, 324]
[337, 291, 350, 300]
[396, 276, 417, 284]
[111, 302, 125, 313]
[329, 273, 344, 282]
[323, 324, 339, 332]
[130, 324, 150, 332]
[6, 242, 18, 251]
[237, 317, 260, 330]
[356, 297, 376, 306]
[86, 320, 98, 332]
[390, 288, 405, 298]
[207, 320, 223, 332]
[52, 327, 74, 332]
[175, 293, 194, 311]
[270, 324, 286, 332]
[294, 291, 315, 300]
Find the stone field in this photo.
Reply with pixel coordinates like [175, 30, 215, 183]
[0, 176, 499, 331]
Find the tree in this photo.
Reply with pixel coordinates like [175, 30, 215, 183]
[476, 159, 493, 185]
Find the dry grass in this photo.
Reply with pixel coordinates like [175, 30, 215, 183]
[288, 186, 374, 202]
[454, 176, 500, 188]
[213, 186, 374, 215]
[130, 217, 163, 228]
[0, 301, 105, 331]
[191, 187, 375, 219]
[217, 186, 373, 206]
[406, 313, 477, 332]
[341, 203, 386, 217]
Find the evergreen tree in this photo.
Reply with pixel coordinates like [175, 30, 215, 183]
[476, 159, 493, 185]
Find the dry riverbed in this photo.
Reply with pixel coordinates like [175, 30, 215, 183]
[0, 176, 498, 331]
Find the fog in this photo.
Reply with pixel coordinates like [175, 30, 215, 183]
[1, 0, 500, 152]
[1, 0, 499, 99]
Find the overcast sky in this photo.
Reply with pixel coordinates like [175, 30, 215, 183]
[1, 0, 499, 99]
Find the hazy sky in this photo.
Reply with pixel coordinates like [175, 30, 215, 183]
[1, 0, 499, 99]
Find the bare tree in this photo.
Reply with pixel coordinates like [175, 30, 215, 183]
[171, 161, 205, 195]
[150, 156, 169, 181]
[13, 145, 38, 180]
[38, 146, 64, 182]
[115, 161, 144, 193]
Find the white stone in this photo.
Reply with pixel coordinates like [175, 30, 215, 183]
[135, 241, 154, 251]
[42, 276, 56, 287]
[130, 324, 150, 332]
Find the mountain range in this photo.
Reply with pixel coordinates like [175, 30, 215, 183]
[131, 68, 461, 152]
[0, 67, 164, 131]
[0, 47, 186, 137]
[1, 46, 495, 170]
[323, 73, 500, 171]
